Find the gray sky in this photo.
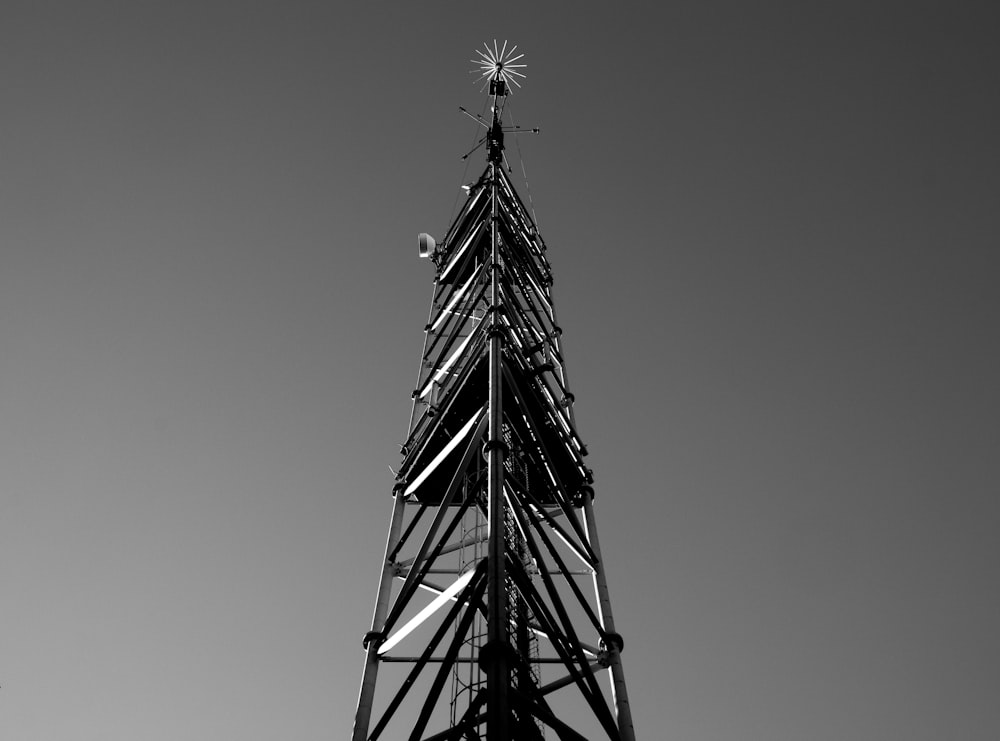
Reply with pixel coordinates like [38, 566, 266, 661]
[2, 2, 998, 739]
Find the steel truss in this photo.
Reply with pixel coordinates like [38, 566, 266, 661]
[352, 71, 635, 741]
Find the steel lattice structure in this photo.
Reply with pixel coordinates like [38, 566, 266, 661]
[352, 44, 636, 741]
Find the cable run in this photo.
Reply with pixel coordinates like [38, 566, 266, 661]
[449, 98, 490, 225]
[504, 101, 540, 231]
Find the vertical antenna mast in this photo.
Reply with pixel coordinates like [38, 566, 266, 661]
[481, 40, 512, 740]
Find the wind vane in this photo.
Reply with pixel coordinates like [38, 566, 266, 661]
[472, 40, 527, 93]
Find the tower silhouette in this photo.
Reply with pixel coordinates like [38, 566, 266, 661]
[352, 43, 636, 741]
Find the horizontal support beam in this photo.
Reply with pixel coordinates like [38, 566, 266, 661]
[539, 661, 607, 696]
[397, 531, 487, 568]
[379, 656, 579, 664]
[526, 622, 599, 658]
[408, 566, 590, 576]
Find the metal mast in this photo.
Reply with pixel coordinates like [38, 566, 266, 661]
[485, 69, 509, 739]
[352, 42, 636, 741]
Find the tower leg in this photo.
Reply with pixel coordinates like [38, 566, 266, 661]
[582, 491, 636, 741]
[352, 493, 406, 741]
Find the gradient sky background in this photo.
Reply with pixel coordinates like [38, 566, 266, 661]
[2, 2, 999, 740]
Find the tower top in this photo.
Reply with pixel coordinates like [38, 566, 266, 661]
[472, 41, 525, 164]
